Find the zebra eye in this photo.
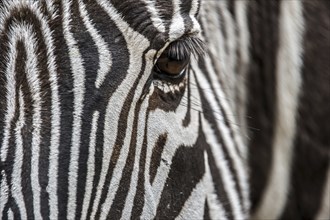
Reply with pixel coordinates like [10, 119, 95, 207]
[153, 42, 191, 79]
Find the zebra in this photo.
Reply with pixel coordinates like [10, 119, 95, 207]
[0, 0, 329, 220]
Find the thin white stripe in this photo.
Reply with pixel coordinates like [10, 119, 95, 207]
[202, 117, 244, 220]
[191, 59, 245, 219]
[62, 0, 86, 218]
[45, 0, 57, 18]
[0, 30, 17, 162]
[219, 0, 237, 89]
[233, 0, 250, 147]
[0, 171, 9, 218]
[11, 90, 27, 220]
[253, 1, 305, 218]
[189, 0, 201, 34]
[78, 0, 112, 89]
[7, 209, 14, 220]
[81, 111, 99, 220]
[199, 1, 229, 91]
[169, 0, 185, 40]
[142, 0, 166, 33]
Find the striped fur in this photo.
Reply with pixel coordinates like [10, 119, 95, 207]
[0, 0, 329, 220]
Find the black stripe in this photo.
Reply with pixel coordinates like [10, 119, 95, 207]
[155, 133, 205, 219]
[281, 1, 330, 219]
[204, 198, 211, 220]
[246, 0, 280, 212]
[15, 41, 35, 219]
[52, 1, 74, 218]
[149, 134, 168, 184]
[111, 0, 160, 42]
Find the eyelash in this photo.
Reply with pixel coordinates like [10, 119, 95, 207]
[166, 36, 205, 61]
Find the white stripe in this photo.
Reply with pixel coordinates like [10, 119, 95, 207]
[78, 0, 112, 89]
[7, 209, 14, 220]
[81, 111, 99, 220]
[253, 1, 305, 218]
[62, 0, 86, 218]
[45, 0, 57, 18]
[142, 0, 166, 33]
[218, 0, 237, 97]
[169, 0, 185, 40]
[0, 171, 9, 218]
[233, 0, 250, 147]
[189, 0, 201, 34]
[0, 29, 17, 162]
[11, 90, 27, 220]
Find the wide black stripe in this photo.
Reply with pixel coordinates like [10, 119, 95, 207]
[246, 0, 280, 212]
[15, 41, 35, 220]
[52, 1, 75, 218]
[281, 1, 330, 219]
[155, 137, 205, 219]
[155, 0, 173, 36]
[111, 0, 161, 43]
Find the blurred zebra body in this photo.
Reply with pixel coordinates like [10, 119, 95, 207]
[0, 0, 329, 220]
[200, 1, 329, 219]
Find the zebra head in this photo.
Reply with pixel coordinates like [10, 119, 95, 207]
[0, 0, 249, 219]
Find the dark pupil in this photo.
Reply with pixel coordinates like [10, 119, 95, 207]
[155, 47, 190, 76]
